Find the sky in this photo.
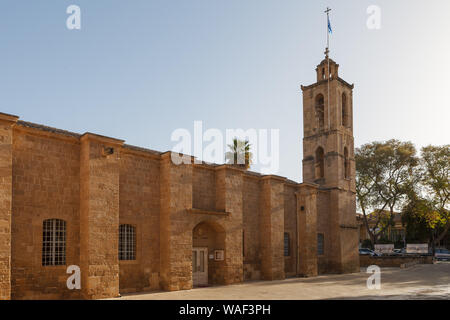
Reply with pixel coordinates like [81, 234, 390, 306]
[1, 0, 449, 182]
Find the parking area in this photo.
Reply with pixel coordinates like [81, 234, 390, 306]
[116, 262, 450, 300]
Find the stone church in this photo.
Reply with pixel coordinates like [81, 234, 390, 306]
[0, 52, 359, 300]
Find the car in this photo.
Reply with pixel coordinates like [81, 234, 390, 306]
[393, 248, 407, 255]
[435, 248, 450, 261]
[359, 248, 382, 257]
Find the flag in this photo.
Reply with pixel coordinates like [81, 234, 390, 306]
[328, 16, 332, 34]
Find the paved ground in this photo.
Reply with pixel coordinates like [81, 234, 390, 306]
[116, 262, 450, 300]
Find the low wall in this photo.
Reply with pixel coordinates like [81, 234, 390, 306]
[359, 255, 433, 268]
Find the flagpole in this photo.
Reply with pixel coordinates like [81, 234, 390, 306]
[326, 9, 330, 50]
[325, 7, 331, 129]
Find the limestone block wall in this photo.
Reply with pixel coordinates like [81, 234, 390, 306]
[0, 113, 17, 300]
[1, 113, 358, 298]
[242, 176, 261, 280]
[159, 153, 194, 291]
[325, 189, 343, 273]
[315, 190, 328, 274]
[11, 124, 81, 299]
[80, 134, 122, 299]
[118, 147, 161, 293]
[337, 190, 359, 273]
[160, 159, 245, 290]
[321, 189, 359, 274]
[283, 184, 298, 277]
[297, 184, 318, 277]
[214, 166, 244, 285]
[193, 166, 216, 211]
[260, 177, 285, 281]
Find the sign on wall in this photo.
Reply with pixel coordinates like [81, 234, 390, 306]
[406, 244, 428, 254]
[374, 244, 394, 254]
[214, 250, 224, 261]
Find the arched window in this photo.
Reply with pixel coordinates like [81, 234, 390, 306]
[315, 147, 325, 179]
[119, 224, 136, 260]
[342, 93, 348, 127]
[315, 94, 325, 130]
[344, 147, 349, 179]
[322, 68, 325, 80]
[42, 219, 66, 266]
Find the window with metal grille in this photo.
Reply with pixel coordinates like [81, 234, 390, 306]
[317, 233, 324, 255]
[42, 219, 66, 266]
[119, 224, 136, 260]
[284, 233, 290, 256]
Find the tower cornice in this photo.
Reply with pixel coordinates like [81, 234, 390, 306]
[301, 77, 354, 91]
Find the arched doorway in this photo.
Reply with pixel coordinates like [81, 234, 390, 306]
[192, 221, 225, 287]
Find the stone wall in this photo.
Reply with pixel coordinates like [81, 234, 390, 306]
[260, 177, 285, 280]
[193, 166, 216, 211]
[316, 190, 329, 274]
[159, 153, 194, 291]
[215, 166, 244, 285]
[12, 124, 81, 299]
[360, 255, 433, 268]
[0, 113, 17, 300]
[80, 133, 122, 299]
[118, 148, 160, 293]
[297, 184, 318, 277]
[242, 176, 261, 280]
[283, 184, 298, 277]
[2, 112, 360, 299]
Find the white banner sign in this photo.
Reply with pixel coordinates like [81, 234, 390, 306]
[406, 243, 428, 254]
[374, 244, 394, 253]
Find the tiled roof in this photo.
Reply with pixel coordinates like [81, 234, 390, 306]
[17, 120, 81, 138]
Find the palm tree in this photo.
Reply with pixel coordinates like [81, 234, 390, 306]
[225, 138, 252, 170]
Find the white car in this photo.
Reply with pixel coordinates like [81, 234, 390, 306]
[435, 248, 450, 261]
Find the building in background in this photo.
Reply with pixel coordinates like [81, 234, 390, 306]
[357, 211, 405, 245]
[357, 211, 450, 250]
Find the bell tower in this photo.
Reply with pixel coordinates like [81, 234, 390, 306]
[300, 49, 359, 274]
[301, 49, 355, 187]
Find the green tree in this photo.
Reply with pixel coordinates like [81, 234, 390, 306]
[403, 145, 450, 251]
[225, 138, 253, 170]
[421, 145, 450, 241]
[356, 140, 419, 246]
[402, 194, 436, 244]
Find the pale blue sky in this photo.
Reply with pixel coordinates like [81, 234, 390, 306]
[1, 1, 449, 182]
